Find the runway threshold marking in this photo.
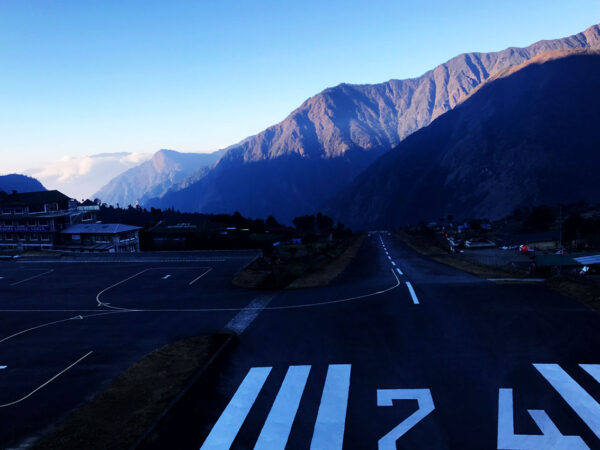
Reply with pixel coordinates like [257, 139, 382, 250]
[310, 364, 351, 449]
[255, 365, 311, 449]
[200, 367, 272, 450]
[580, 364, 600, 383]
[0, 351, 93, 408]
[405, 282, 419, 304]
[534, 363, 600, 439]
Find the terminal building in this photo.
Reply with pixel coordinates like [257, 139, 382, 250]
[0, 190, 141, 253]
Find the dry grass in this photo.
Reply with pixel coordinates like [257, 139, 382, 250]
[32, 334, 230, 450]
[287, 234, 366, 289]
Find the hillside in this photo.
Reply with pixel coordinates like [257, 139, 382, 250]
[147, 25, 600, 222]
[94, 149, 225, 206]
[0, 174, 46, 193]
[326, 53, 600, 229]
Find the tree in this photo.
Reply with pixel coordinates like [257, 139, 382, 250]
[523, 205, 555, 231]
[316, 212, 334, 231]
[293, 215, 315, 233]
[265, 215, 280, 230]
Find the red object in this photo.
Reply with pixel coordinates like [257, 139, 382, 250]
[519, 245, 530, 254]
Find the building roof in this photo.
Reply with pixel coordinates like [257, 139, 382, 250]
[0, 190, 71, 207]
[61, 223, 142, 234]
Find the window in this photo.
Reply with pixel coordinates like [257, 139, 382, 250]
[31, 233, 39, 241]
[41, 234, 50, 241]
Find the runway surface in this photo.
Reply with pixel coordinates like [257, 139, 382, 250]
[1, 236, 599, 449]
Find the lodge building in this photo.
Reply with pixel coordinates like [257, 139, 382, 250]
[0, 190, 141, 253]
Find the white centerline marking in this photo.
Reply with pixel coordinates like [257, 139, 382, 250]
[0, 351, 93, 408]
[405, 282, 419, 304]
[310, 364, 351, 450]
[396, 268, 403, 275]
[534, 363, 600, 439]
[162, 274, 171, 279]
[0, 366, 6, 370]
[10, 269, 54, 286]
[391, 261, 396, 266]
[201, 367, 272, 450]
[255, 365, 311, 449]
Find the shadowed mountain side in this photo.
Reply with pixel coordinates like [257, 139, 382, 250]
[325, 53, 600, 229]
[94, 149, 225, 206]
[143, 25, 600, 220]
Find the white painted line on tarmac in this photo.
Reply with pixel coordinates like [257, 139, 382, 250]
[189, 267, 213, 285]
[10, 269, 54, 286]
[162, 274, 171, 280]
[391, 261, 396, 266]
[0, 351, 93, 408]
[406, 282, 419, 304]
[310, 364, 351, 450]
[396, 268, 403, 275]
[0, 366, 6, 370]
[580, 364, 600, 383]
[200, 367, 272, 450]
[223, 296, 274, 334]
[534, 363, 600, 439]
[255, 365, 311, 449]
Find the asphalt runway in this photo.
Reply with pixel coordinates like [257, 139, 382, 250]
[139, 233, 600, 450]
[0, 250, 261, 448]
[2, 236, 600, 449]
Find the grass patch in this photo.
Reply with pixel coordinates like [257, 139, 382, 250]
[233, 235, 364, 289]
[546, 276, 600, 312]
[32, 334, 231, 450]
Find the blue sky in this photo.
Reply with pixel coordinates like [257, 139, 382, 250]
[1, 0, 599, 172]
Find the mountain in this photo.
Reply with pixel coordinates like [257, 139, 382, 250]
[94, 149, 225, 207]
[325, 52, 600, 229]
[148, 24, 600, 222]
[25, 152, 152, 200]
[0, 174, 46, 193]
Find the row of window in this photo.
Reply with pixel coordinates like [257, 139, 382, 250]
[0, 233, 50, 241]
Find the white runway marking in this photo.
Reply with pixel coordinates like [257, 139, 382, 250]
[534, 363, 600, 439]
[162, 274, 171, 280]
[10, 269, 54, 286]
[200, 366, 272, 450]
[0, 366, 6, 370]
[189, 267, 213, 285]
[377, 388, 435, 450]
[396, 268, 403, 275]
[310, 364, 351, 450]
[0, 351, 93, 408]
[223, 296, 274, 334]
[497, 388, 587, 449]
[580, 364, 600, 383]
[405, 282, 419, 304]
[255, 365, 311, 449]
[391, 261, 396, 266]
[0, 311, 123, 344]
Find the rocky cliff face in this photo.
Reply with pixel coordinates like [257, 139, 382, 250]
[326, 52, 600, 228]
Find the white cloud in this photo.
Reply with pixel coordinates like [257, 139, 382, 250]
[26, 152, 152, 199]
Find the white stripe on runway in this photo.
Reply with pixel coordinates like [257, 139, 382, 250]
[223, 296, 274, 334]
[255, 365, 311, 449]
[396, 268, 403, 275]
[534, 363, 600, 439]
[391, 261, 396, 266]
[310, 364, 351, 449]
[580, 364, 600, 383]
[162, 274, 171, 279]
[406, 282, 419, 304]
[0, 366, 6, 370]
[200, 367, 272, 450]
